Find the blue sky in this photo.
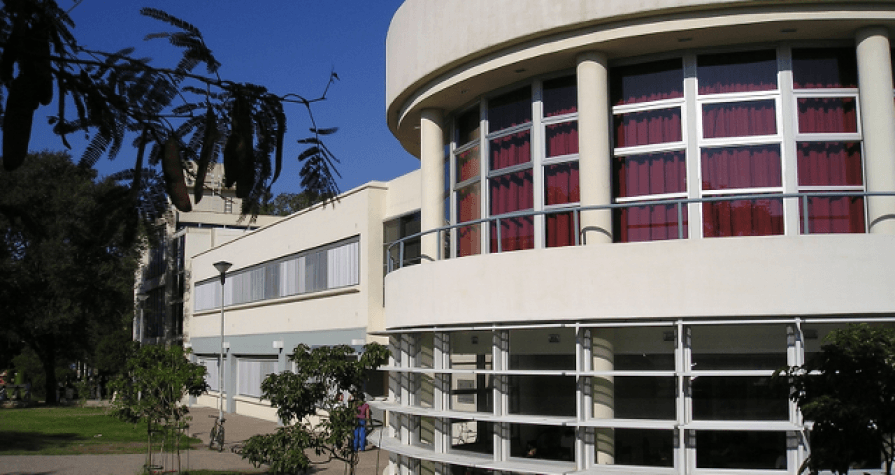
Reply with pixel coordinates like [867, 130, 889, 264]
[29, 0, 417, 195]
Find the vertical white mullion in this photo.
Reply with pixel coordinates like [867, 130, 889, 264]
[684, 54, 703, 239]
[435, 332, 449, 454]
[679, 321, 693, 475]
[532, 81, 545, 248]
[580, 327, 594, 470]
[480, 101, 489, 254]
[779, 45, 800, 236]
[494, 329, 509, 462]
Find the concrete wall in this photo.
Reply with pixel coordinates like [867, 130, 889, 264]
[385, 234, 895, 328]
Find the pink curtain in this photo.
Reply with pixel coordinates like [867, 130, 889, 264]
[615, 108, 682, 147]
[616, 151, 686, 198]
[490, 170, 534, 252]
[697, 50, 777, 94]
[619, 204, 689, 242]
[701, 146, 781, 190]
[611, 58, 684, 105]
[490, 132, 531, 170]
[703, 198, 784, 237]
[545, 162, 580, 248]
[797, 98, 857, 134]
[546, 122, 579, 157]
[457, 185, 481, 256]
[702, 101, 777, 139]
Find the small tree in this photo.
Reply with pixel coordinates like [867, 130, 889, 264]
[241, 343, 389, 475]
[777, 324, 895, 475]
[109, 344, 207, 473]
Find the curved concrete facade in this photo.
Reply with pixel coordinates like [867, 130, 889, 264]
[382, 2, 895, 474]
[387, 0, 895, 155]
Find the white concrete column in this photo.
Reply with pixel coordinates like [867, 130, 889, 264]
[420, 109, 446, 260]
[857, 27, 895, 234]
[592, 329, 615, 464]
[577, 52, 613, 244]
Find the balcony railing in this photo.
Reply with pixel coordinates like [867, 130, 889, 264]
[386, 191, 895, 273]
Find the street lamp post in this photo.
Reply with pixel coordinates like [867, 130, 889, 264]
[213, 261, 232, 423]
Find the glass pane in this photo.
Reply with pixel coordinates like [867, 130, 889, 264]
[797, 142, 863, 186]
[543, 75, 577, 116]
[414, 332, 434, 369]
[614, 108, 682, 147]
[614, 377, 676, 419]
[793, 48, 858, 89]
[490, 170, 533, 215]
[450, 331, 493, 413]
[456, 146, 480, 183]
[702, 100, 777, 138]
[698, 50, 777, 94]
[701, 145, 782, 190]
[614, 327, 676, 371]
[616, 202, 688, 243]
[614, 429, 675, 467]
[798, 97, 858, 133]
[545, 122, 579, 157]
[696, 431, 786, 469]
[546, 211, 578, 248]
[490, 216, 534, 252]
[615, 151, 686, 198]
[800, 195, 866, 234]
[545, 161, 580, 205]
[509, 328, 576, 370]
[611, 58, 684, 105]
[508, 375, 576, 416]
[690, 325, 788, 369]
[511, 424, 576, 462]
[413, 373, 435, 409]
[692, 376, 789, 420]
[451, 419, 494, 455]
[489, 87, 531, 131]
[412, 416, 435, 448]
[490, 131, 531, 170]
[457, 108, 480, 146]
[703, 198, 784, 237]
[456, 183, 481, 257]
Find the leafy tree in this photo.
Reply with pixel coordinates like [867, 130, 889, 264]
[0, 0, 341, 226]
[109, 344, 207, 472]
[777, 324, 895, 475]
[260, 190, 322, 216]
[241, 343, 390, 475]
[0, 151, 140, 404]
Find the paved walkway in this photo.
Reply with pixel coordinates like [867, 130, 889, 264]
[0, 404, 390, 475]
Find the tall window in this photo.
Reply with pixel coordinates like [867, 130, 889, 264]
[384, 211, 422, 273]
[543, 76, 580, 247]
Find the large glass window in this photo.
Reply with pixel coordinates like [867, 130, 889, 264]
[449, 331, 493, 414]
[384, 211, 422, 272]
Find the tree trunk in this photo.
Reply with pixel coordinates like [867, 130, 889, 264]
[40, 344, 58, 405]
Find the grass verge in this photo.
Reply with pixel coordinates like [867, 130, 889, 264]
[0, 405, 201, 455]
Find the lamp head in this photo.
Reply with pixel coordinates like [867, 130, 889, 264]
[213, 261, 232, 275]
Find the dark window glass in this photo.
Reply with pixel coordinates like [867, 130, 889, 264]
[793, 48, 858, 89]
[543, 75, 577, 116]
[692, 376, 789, 420]
[611, 58, 684, 105]
[488, 87, 532, 131]
[457, 108, 480, 145]
[615, 429, 675, 467]
[698, 50, 777, 94]
[696, 431, 786, 469]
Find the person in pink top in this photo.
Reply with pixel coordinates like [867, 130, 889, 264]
[353, 394, 371, 451]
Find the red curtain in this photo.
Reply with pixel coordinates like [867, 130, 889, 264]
[702, 101, 777, 139]
[616, 151, 686, 198]
[545, 162, 580, 248]
[797, 98, 857, 134]
[703, 199, 784, 237]
[490, 170, 534, 252]
[546, 122, 579, 157]
[490, 132, 531, 170]
[798, 142, 865, 234]
[615, 108, 682, 147]
[457, 184, 481, 256]
[697, 50, 777, 95]
[456, 147, 480, 183]
[619, 204, 689, 242]
[701, 146, 781, 190]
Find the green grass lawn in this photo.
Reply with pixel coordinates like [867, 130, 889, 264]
[0, 405, 201, 455]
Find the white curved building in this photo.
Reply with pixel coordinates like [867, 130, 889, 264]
[380, 1, 895, 474]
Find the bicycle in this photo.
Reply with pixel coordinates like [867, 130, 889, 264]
[208, 414, 225, 452]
